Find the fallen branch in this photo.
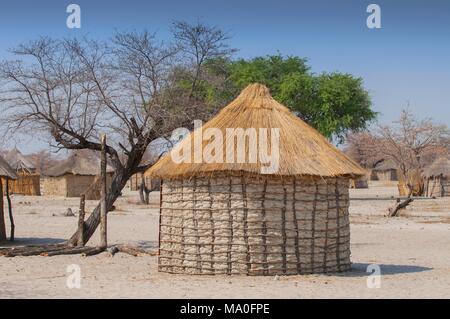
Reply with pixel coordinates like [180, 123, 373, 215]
[388, 187, 414, 217]
[107, 244, 157, 257]
[388, 197, 414, 217]
[82, 246, 107, 257]
[0, 243, 67, 257]
[0, 243, 156, 258]
[42, 246, 104, 257]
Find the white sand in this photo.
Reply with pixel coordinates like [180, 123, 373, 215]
[1, 181, 450, 299]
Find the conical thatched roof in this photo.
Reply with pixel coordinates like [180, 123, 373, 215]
[0, 155, 18, 179]
[43, 151, 114, 177]
[146, 83, 365, 179]
[424, 157, 450, 178]
[5, 147, 36, 172]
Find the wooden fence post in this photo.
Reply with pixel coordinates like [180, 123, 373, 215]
[6, 180, 14, 241]
[77, 194, 86, 247]
[0, 180, 6, 241]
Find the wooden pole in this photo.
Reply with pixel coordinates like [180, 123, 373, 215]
[77, 194, 86, 247]
[6, 180, 14, 241]
[100, 134, 108, 248]
[0, 180, 6, 241]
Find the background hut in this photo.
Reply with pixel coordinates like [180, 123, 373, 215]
[41, 152, 114, 199]
[349, 173, 369, 189]
[370, 159, 398, 181]
[424, 157, 450, 197]
[0, 156, 18, 241]
[146, 83, 365, 275]
[3, 147, 40, 196]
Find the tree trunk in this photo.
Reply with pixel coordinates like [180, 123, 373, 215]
[144, 188, 151, 205]
[67, 169, 131, 246]
[6, 180, 14, 241]
[0, 181, 6, 241]
[138, 173, 152, 205]
[139, 180, 146, 203]
[99, 135, 108, 248]
[389, 186, 414, 217]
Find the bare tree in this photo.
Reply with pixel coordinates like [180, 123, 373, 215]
[28, 150, 61, 174]
[344, 132, 384, 169]
[171, 20, 236, 121]
[0, 23, 234, 252]
[374, 109, 449, 216]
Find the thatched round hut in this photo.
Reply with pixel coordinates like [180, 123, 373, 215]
[41, 151, 114, 199]
[370, 159, 398, 181]
[146, 83, 365, 275]
[424, 157, 450, 197]
[4, 147, 40, 196]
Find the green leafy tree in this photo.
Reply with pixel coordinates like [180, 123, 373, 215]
[278, 72, 375, 141]
[194, 55, 376, 142]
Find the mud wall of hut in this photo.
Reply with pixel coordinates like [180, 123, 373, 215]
[372, 169, 398, 181]
[82, 173, 114, 200]
[41, 174, 112, 198]
[65, 175, 97, 198]
[40, 176, 67, 196]
[158, 173, 351, 275]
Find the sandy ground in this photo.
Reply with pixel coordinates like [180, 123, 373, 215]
[1, 181, 449, 299]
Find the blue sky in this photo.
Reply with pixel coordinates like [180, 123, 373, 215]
[0, 0, 449, 152]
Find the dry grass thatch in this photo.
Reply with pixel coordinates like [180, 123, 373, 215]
[4, 147, 36, 173]
[398, 169, 424, 196]
[43, 151, 114, 177]
[424, 157, 450, 178]
[146, 83, 365, 179]
[0, 155, 18, 180]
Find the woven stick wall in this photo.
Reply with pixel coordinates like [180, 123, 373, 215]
[2, 173, 41, 196]
[158, 173, 351, 275]
[426, 177, 450, 197]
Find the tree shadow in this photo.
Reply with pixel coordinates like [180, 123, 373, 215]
[336, 262, 433, 277]
[0, 237, 66, 248]
[134, 240, 158, 250]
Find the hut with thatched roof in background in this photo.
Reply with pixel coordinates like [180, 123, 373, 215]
[370, 159, 398, 181]
[0, 156, 18, 241]
[41, 151, 114, 199]
[146, 83, 365, 275]
[424, 157, 450, 197]
[3, 147, 40, 196]
[349, 174, 369, 189]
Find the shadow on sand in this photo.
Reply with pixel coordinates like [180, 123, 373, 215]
[0, 237, 66, 248]
[1, 239, 159, 251]
[134, 240, 158, 250]
[337, 262, 433, 277]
